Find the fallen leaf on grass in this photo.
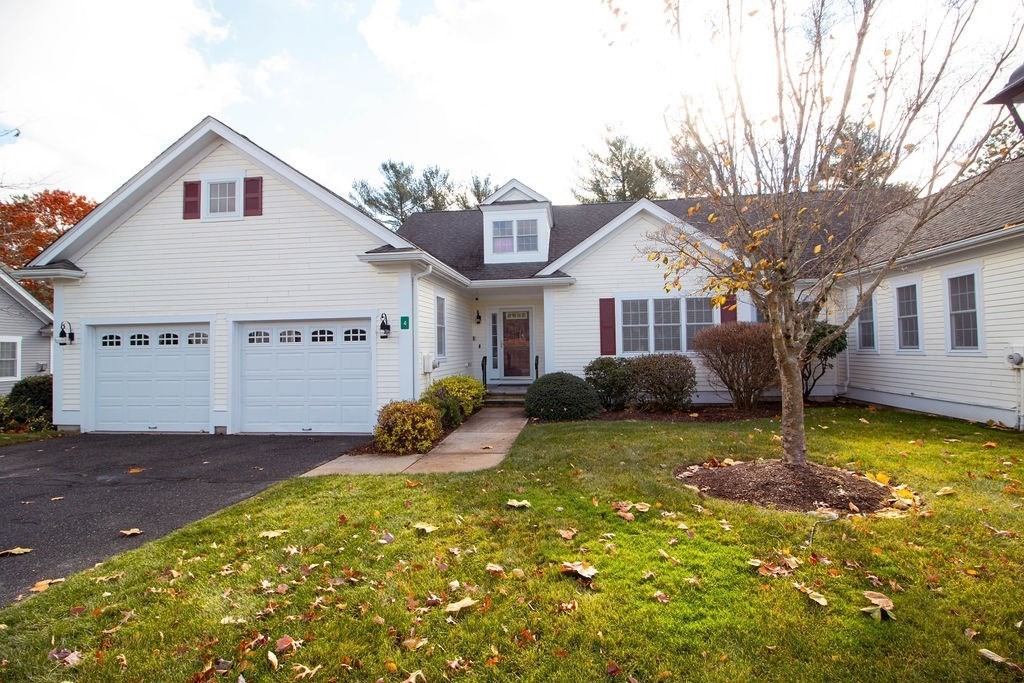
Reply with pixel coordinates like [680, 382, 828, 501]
[982, 442, 998, 449]
[506, 499, 531, 509]
[259, 530, 287, 538]
[560, 561, 598, 582]
[400, 671, 426, 683]
[377, 531, 394, 544]
[48, 647, 82, 667]
[935, 487, 956, 496]
[793, 582, 827, 606]
[30, 577, 64, 593]
[616, 510, 635, 522]
[860, 591, 895, 620]
[653, 590, 670, 604]
[102, 610, 135, 634]
[486, 563, 505, 576]
[119, 528, 143, 537]
[557, 528, 577, 540]
[268, 651, 279, 670]
[445, 597, 479, 614]
[292, 663, 322, 679]
[658, 549, 681, 566]
[978, 649, 1023, 672]
[981, 522, 1018, 538]
[412, 522, 439, 534]
[220, 616, 246, 625]
[402, 636, 429, 651]
[0, 547, 32, 556]
[276, 635, 302, 652]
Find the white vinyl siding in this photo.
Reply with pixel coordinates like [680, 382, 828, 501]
[57, 144, 402, 427]
[896, 284, 921, 350]
[947, 273, 979, 350]
[857, 295, 876, 350]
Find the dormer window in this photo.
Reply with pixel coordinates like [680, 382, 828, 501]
[481, 179, 552, 264]
[492, 219, 539, 254]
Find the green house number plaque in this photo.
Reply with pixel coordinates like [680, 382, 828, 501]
[400, 316, 410, 330]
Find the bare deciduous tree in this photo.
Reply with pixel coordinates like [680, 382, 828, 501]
[646, 0, 1022, 466]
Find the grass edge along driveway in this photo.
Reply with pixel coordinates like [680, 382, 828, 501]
[0, 406, 1021, 682]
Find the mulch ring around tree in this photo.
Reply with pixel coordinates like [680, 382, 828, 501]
[674, 459, 891, 513]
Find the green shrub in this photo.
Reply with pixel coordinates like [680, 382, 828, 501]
[374, 401, 443, 455]
[692, 323, 777, 410]
[421, 390, 464, 430]
[423, 375, 485, 417]
[584, 357, 632, 410]
[525, 372, 600, 421]
[802, 321, 848, 399]
[2, 374, 53, 432]
[627, 354, 696, 411]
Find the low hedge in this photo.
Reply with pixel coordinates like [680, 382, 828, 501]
[374, 401, 443, 455]
[525, 372, 600, 421]
[584, 357, 631, 410]
[1, 374, 53, 432]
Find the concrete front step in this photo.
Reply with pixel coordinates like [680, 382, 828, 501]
[484, 396, 526, 406]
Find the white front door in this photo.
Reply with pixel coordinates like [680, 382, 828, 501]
[93, 324, 211, 432]
[239, 320, 372, 433]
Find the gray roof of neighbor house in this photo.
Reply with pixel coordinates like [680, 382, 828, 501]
[397, 199, 711, 280]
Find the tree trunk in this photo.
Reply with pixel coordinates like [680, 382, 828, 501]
[776, 349, 808, 467]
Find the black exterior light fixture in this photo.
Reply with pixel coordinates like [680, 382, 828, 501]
[379, 313, 391, 339]
[475, 310, 482, 324]
[57, 321, 75, 346]
[986, 60, 1024, 135]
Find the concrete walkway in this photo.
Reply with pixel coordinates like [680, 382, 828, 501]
[303, 406, 528, 476]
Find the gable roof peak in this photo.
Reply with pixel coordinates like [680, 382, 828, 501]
[482, 179, 549, 205]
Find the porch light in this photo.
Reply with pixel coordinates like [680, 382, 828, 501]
[57, 321, 75, 346]
[379, 313, 391, 339]
[475, 310, 482, 324]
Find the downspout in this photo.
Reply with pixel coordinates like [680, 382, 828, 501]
[1016, 367, 1023, 432]
[411, 264, 433, 399]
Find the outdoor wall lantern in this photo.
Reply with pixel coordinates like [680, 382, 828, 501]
[57, 321, 75, 346]
[986, 60, 1024, 135]
[379, 313, 391, 339]
[475, 310, 482, 324]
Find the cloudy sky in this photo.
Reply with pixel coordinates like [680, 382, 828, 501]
[0, 0, 1020, 205]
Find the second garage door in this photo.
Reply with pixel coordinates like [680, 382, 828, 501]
[240, 320, 372, 433]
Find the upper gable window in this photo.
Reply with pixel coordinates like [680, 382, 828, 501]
[184, 176, 262, 221]
[492, 219, 538, 254]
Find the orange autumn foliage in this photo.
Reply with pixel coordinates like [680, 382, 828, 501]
[0, 189, 96, 307]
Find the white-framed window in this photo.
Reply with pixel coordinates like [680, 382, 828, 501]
[187, 332, 209, 345]
[311, 329, 334, 343]
[436, 296, 446, 357]
[201, 175, 243, 221]
[895, 284, 921, 351]
[343, 328, 367, 342]
[685, 298, 715, 350]
[947, 272, 980, 351]
[158, 333, 179, 346]
[857, 295, 876, 351]
[129, 333, 150, 347]
[101, 334, 121, 348]
[492, 219, 539, 254]
[279, 329, 302, 344]
[0, 337, 20, 380]
[619, 297, 716, 354]
[248, 330, 270, 344]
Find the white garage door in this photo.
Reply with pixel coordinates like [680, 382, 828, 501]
[94, 324, 211, 432]
[240, 320, 372, 433]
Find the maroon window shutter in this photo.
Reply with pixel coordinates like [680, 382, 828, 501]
[244, 176, 263, 216]
[599, 298, 616, 355]
[720, 294, 738, 324]
[182, 181, 201, 219]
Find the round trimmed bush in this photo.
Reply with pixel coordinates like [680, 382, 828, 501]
[422, 375, 486, 417]
[525, 372, 600, 421]
[584, 357, 632, 410]
[628, 354, 696, 411]
[2, 374, 53, 431]
[374, 401, 443, 455]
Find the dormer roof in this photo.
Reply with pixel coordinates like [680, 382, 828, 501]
[482, 179, 549, 205]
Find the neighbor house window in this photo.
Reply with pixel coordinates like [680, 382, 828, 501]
[857, 295, 876, 350]
[621, 299, 649, 353]
[0, 339, 19, 379]
[896, 284, 920, 350]
[436, 296, 446, 357]
[685, 298, 715, 350]
[492, 219, 539, 254]
[948, 273, 979, 350]
[653, 298, 682, 352]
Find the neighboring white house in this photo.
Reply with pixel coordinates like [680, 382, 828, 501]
[15, 117, 1021, 433]
[0, 269, 53, 395]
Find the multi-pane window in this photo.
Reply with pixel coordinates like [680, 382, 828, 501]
[685, 298, 715, 350]
[857, 296, 876, 350]
[343, 329, 367, 342]
[187, 332, 209, 345]
[493, 220, 514, 253]
[436, 296, 446, 357]
[896, 285, 920, 350]
[248, 330, 270, 344]
[129, 333, 150, 347]
[490, 313, 499, 369]
[158, 333, 179, 346]
[279, 330, 302, 344]
[208, 180, 237, 215]
[653, 298, 682, 351]
[101, 334, 121, 347]
[0, 341, 17, 379]
[516, 219, 538, 252]
[621, 299, 650, 353]
[948, 274, 979, 350]
[311, 329, 334, 343]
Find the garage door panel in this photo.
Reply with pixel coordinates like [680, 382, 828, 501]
[93, 324, 210, 432]
[240, 319, 372, 433]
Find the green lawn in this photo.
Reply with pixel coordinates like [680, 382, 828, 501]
[1, 406, 1022, 682]
[0, 430, 59, 448]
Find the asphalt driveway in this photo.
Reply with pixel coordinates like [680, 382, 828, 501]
[0, 432, 366, 605]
